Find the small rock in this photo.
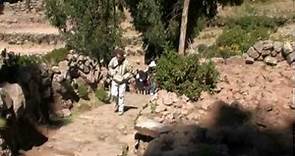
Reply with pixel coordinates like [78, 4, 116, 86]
[253, 41, 264, 53]
[180, 95, 189, 102]
[262, 40, 273, 50]
[270, 50, 278, 57]
[51, 66, 60, 74]
[247, 47, 260, 59]
[62, 109, 71, 117]
[261, 50, 271, 57]
[286, 52, 295, 64]
[211, 57, 225, 64]
[276, 52, 285, 62]
[257, 55, 264, 61]
[273, 41, 283, 52]
[283, 42, 293, 57]
[245, 56, 254, 64]
[264, 56, 277, 66]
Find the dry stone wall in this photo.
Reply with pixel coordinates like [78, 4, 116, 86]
[245, 40, 295, 66]
[4, 0, 44, 13]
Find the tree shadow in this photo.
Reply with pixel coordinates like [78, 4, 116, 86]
[144, 101, 294, 156]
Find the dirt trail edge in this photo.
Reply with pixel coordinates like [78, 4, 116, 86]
[26, 93, 150, 156]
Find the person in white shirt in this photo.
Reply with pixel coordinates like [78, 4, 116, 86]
[108, 49, 133, 115]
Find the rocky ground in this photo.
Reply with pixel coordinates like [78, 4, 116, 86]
[25, 93, 149, 156]
[21, 56, 294, 156]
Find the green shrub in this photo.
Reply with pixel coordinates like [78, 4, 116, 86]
[95, 88, 109, 103]
[77, 83, 89, 100]
[43, 48, 69, 65]
[16, 55, 43, 66]
[208, 16, 287, 58]
[155, 51, 219, 101]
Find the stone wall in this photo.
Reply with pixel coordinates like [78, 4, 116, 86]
[0, 33, 63, 45]
[245, 40, 295, 66]
[4, 0, 44, 13]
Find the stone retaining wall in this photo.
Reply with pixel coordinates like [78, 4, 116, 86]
[245, 40, 295, 66]
[0, 33, 63, 45]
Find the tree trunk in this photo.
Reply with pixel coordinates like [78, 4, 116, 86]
[178, 0, 190, 55]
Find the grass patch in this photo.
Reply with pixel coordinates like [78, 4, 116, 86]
[43, 48, 69, 65]
[77, 83, 89, 100]
[95, 88, 110, 103]
[200, 15, 287, 58]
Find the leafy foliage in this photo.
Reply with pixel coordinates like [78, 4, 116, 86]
[43, 48, 69, 65]
[95, 88, 109, 103]
[201, 16, 287, 58]
[125, 0, 244, 60]
[77, 83, 89, 100]
[45, 0, 122, 62]
[155, 50, 219, 101]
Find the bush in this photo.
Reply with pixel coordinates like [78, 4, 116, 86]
[95, 88, 109, 103]
[43, 48, 69, 65]
[207, 16, 288, 58]
[155, 51, 219, 101]
[77, 83, 89, 100]
[45, 0, 121, 62]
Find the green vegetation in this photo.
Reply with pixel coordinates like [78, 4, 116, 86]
[45, 0, 122, 62]
[43, 48, 69, 65]
[125, 0, 243, 59]
[200, 16, 287, 58]
[155, 50, 219, 101]
[0, 118, 6, 128]
[95, 88, 109, 103]
[77, 83, 89, 100]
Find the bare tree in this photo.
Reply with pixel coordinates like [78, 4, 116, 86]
[178, 0, 190, 55]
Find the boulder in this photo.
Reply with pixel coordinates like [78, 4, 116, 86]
[135, 116, 171, 138]
[253, 41, 264, 53]
[264, 56, 277, 66]
[245, 56, 254, 64]
[270, 50, 278, 57]
[247, 47, 260, 59]
[286, 52, 295, 64]
[273, 41, 283, 52]
[261, 50, 271, 57]
[0, 83, 26, 118]
[283, 42, 293, 57]
[262, 40, 273, 50]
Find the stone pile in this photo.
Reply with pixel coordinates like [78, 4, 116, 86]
[4, 0, 44, 13]
[50, 50, 108, 116]
[139, 90, 197, 125]
[245, 40, 295, 66]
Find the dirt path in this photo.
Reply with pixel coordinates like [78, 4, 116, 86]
[25, 93, 150, 156]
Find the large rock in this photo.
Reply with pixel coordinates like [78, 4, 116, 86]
[283, 42, 293, 57]
[273, 41, 283, 52]
[247, 47, 260, 59]
[286, 52, 295, 64]
[262, 40, 273, 50]
[264, 56, 277, 66]
[0, 83, 26, 118]
[135, 116, 171, 138]
[261, 50, 271, 57]
[253, 41, 264, 53]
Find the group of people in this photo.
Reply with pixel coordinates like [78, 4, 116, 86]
[107, 48, 157, 115]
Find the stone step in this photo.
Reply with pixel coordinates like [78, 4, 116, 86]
[0, 41, 65, 55]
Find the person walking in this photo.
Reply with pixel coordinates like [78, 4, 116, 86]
[108, 49, 133, 115]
